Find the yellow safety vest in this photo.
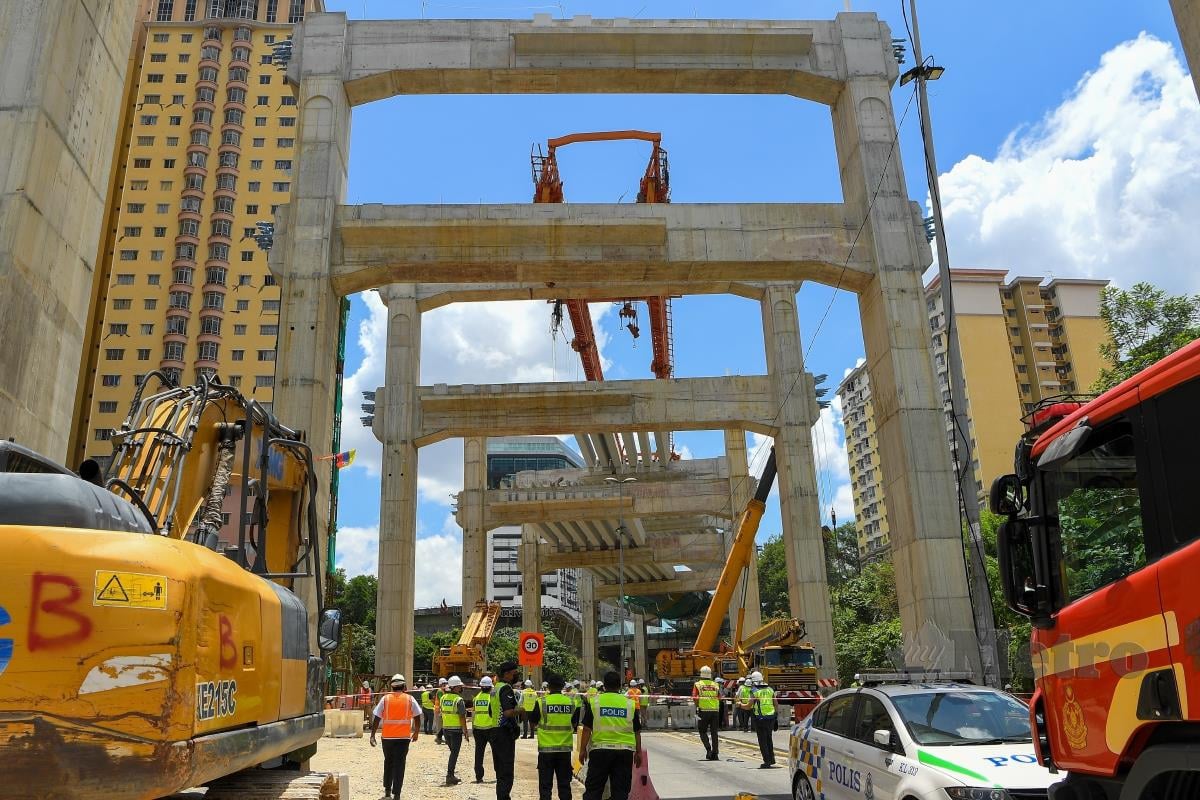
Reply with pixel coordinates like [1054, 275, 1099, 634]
[585, 687, 598, 702]
[421, 690, 434, 710]
[522, 688, 538, 711]
[694, 679, 721, 712]
[440, 693, 463, 727]
[473, 690, 499, 729]
[737, 685, 754, 705]
[536, 693, 575, 752]
[753, 686, 775, 718]
[589, 693, 636, 751]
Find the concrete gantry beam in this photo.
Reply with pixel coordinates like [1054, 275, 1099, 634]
[417, 376, 777, 444]
[531, 542, 726, 572]
[294, 16, 894, 107]
[476, 476, 736, 528]
[594, 573, 719, 599]
[326, 203, 880, 296]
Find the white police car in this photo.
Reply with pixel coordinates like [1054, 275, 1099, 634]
[788, 674, 1058, 800]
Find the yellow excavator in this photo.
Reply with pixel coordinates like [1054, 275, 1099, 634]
[433, 600, 502, 680]
[655, 448, 778, 688]
[0, 374, 340, 800]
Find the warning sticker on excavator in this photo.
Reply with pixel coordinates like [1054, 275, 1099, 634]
[93, 571, 168, 609]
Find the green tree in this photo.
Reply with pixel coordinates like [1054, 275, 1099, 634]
[823, 521, 862, 587]
[341, 574, 378, 629]
[830, 559, 902, 685]
[413, 629, 459, 675]
[1095, 282, 1200, 392]
[486, 627, 580, 680]
[756, 534, 789, 619]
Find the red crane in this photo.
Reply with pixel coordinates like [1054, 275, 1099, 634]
[532, 131, 675, 386]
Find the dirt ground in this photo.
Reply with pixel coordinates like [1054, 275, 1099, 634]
[310, 733, 549, 800]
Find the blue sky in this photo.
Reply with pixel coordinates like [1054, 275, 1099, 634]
[322, 0, 1200, 604]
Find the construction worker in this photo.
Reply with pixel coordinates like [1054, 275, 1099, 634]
[749, 672, 777, 769]
[493, 661, 522, 800]
[521, 678, 538, 738]
[625, 680, 641, 710]
[579, 671, 643, 800]
[529, 673, 575, 800]
[472, 676, 500, 783]
[435, 676, 449, 745]
[358, 679, 374, 710]
[692, 665, 722, 761]
[421, 683, 436, 734]
[735, 678, 752, 732]
[368, 674, 422, 799]
[440, 675, 470, 785]
[585, 681, 599, 704]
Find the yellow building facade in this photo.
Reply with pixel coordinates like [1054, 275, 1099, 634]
[839, 269, 1109, 557]
[69, 0, 323, 468]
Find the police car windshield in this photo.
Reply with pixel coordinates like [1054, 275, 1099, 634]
[889, 691, 1032, 746]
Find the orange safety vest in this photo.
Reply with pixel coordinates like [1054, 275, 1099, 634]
[380, 692, 415, 739]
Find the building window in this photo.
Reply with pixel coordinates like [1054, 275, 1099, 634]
[254, 116, 267, 126]
[153, 33, 170, 42]
[157, 203, 170, 214]
[129, 180, 149, 191]
[271, 182, 290, 192]
[224, 109, 244, 126]
[236, 299, 250, 311]
[136, 135, 155, 146]
[238, 273, 253, 286]
[260, 54, 272, 65]
[277, 137, 294, 148]
[127, 203, 145, 213]
[105, 348, 124, 361]
[133, 157, 152, 169]
[101, 375, 121, 387]
[108, 323, 128, 335]
[94, 428, 113, 441]
[256, 375, 275, 388]
[262, 299, 279, 312]
[166, 316, 187, 335]
[137, 348, 151, 361]
[259, 74, 271, 85]
[98, 401, 119, 414]
[201, 316, 222, 335]
[164, 341, 185, 361]
[205, 266, 227, 285]
[198, 342, 219, 361]
[159, 180, 173, 191]
[139, 114, 158, 125]
[216, 174, 236, 190]
[274, 159, 292, 171]
[202, 292, 224, 310]
[249, 159, 263, 170]
[260, 324, 277, 336]
[147, 74, 164, 84]
[280, 96, 296, 107]
[279, 117, 295, 127]
[144, 298, 158, 310]
[115, 273, 135, 284]
[232, 349, 245, 361]
[120, 250, 138, 261]
[252, 137, 265, 147]
[150, 53, 167, 63]
[257, 350, 275, 362]
[141, 323, 155, 335]
[208, 243, 230, 261]
[287, 0, 304, 23]
[178, 53, 190, 63]
[241, 250, 255, 262]
[169, 115, 182, 126]
[169, 292, 190, 309]
[263, 274, 276, 287]
[163, 158, 176, 169]
[211, 219, 232, 238]
[247, 181, 260, 192]
[256, 95, 268, 106]
[234, 324, 247, 335]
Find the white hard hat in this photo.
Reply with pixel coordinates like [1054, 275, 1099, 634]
[391, 674, 405, 685]
[448, 675, 463, 688]
[750, 671, 764, 683]
[480, 676, 494, 688]
[525, 680, 533, 687]
[439, 677, 448, 684]
[736, 677, 745, 684]
[699, 665, 713, 678]
[541, 682, 548, 688]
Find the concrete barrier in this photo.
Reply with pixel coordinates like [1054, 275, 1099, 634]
[325, 709, 363, 738]
[668, 705, 695, 730]
[642, 704, 668, 729]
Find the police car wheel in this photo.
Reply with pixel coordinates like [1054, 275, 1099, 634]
[792, 773, 816, 800]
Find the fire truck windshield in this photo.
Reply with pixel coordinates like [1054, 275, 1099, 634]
[1039, 419, 1146, 603]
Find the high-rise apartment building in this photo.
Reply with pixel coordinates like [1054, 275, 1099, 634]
[838, 269, 1109, 557]
[69, 0, 323, 468]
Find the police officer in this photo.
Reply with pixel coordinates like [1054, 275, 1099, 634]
[421, 683, 436, 734]
[369, 674, 422, 799]
[749, 672, 777, 769]
[440, 675, 470, 785]
[472, 675, 500, 783]
[579, 671, 643, 800]
[521, 678, 538, 738]
[493, 661, 522, 800]
[692, 665, 721, 760]
[529, 673, 575, 800]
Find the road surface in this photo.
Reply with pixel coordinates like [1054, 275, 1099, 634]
[641, 730, 791, 800]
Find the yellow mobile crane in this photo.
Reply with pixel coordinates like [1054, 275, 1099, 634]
[0, 375, 340, 800]
[738, 618, 821, 706]
[655, 449, 779, 689]
[434, 600, 502, 680]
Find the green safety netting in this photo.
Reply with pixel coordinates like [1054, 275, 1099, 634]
[624, 591, 711, 620]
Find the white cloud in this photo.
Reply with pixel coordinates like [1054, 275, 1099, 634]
[334, 516, 464, 607]
[939, 34, 1200, 294]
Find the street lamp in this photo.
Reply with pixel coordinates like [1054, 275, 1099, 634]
[605, 476, 637, 677]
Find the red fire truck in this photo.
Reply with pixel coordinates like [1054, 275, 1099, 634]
[991, 338, 1200, 800]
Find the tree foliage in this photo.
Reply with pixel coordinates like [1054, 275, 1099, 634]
[327, 568, 379, 630]
[830, 559, 902, 685]
[756, 534, 790, 620]
[1095, 282, 1200, 392]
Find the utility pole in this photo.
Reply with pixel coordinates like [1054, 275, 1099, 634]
[906, 0, 1001, 688]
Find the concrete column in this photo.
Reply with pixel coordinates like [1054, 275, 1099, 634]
[579, 571, 599, 681]
[375, 284, 421, 678]
[520, 524, 543, 686]
[632, 613, 648, 682]
[269, 14, 351, 643]
[760, 283, 838, 681]
[1, 0, 138, 462]
[724, 429, 763, 639]
[831, 26, 982, 675]
[461, 436, 488, 622]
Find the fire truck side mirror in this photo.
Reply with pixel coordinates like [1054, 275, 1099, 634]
[989, 473, 1024, 516]
[997, 520, 1043, 622]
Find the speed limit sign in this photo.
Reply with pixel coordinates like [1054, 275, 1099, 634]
[518, 632, 545, 667]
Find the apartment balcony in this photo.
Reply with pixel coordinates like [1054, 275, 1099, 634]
[160, 357, 187, 372]
[183, 164, 208, 181]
